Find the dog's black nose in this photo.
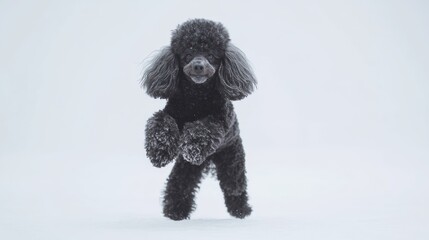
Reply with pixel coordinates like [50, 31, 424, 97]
[193, 62, 204, 73]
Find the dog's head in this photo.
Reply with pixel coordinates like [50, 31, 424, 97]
[142, 19, 257, 100]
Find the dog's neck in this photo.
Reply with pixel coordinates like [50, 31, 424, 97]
[178, 74, 222, 103]
[165, 74, 225, 126]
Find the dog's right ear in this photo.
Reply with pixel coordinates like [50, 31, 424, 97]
[141, 47, 179, 99]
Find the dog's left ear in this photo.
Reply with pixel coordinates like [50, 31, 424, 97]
[142, 47, 179, 99]
[217, 43, 257, 100]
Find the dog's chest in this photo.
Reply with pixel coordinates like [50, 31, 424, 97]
[166, 95, 223, 129]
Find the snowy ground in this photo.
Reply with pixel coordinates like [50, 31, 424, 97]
[1, 147, 428, 240]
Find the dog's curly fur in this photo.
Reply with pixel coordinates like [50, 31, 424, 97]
[142, 19, 257, 220]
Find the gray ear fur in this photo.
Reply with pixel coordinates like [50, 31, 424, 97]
[142, 47, 179, 99]
[217, 43, 257, 100]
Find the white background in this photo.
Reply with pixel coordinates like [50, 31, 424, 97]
[1, 0, 428, 239]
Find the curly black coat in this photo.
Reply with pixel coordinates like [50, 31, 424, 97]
[142, 19, 257, 220]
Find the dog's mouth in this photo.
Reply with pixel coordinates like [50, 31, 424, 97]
[183, 56, 216, 84]
[189, 74, 209, 84]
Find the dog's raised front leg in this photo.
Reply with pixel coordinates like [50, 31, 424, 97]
[145, 110, 180, 167]
[179, 115, 226, 165]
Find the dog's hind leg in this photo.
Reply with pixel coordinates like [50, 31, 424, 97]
[162, 155, 206, 220]
[212, 138, 252, 219]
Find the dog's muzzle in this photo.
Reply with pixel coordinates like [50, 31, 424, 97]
[183, 56, 216, 84]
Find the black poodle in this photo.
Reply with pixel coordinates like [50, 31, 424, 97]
[142, 19, 257, 220]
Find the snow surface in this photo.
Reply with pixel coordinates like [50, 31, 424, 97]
[1, 0, 429, 239]
[1, 148, 428, 240]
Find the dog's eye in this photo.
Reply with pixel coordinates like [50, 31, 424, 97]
[185, 54, 193, 62]
[207, 54, 215, 61]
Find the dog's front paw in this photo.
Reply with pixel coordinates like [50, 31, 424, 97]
[179, 121, 219, 165]
[145, 111, 180, 168]
[180, 142, 206, 165]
